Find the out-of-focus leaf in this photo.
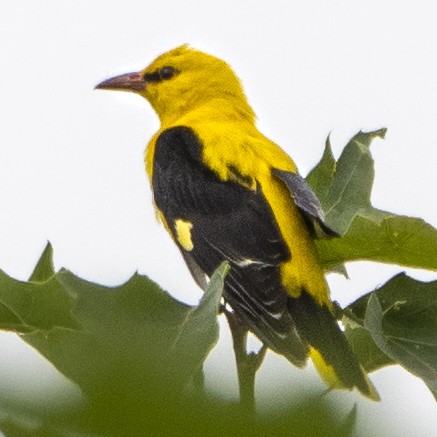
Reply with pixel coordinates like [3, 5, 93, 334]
[340, 404, 358, 437]
[0, 390, 350, 437]
[344, 273, 437, 399]
[0, 244, 227, 434]
[22, 267, 225, 405]
[307, 129, 437, 272]
[344, 326, 394, 373]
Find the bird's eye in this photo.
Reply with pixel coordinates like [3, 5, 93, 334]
[159, 66, 178, 80]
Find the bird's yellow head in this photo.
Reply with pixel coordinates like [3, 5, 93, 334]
[95, 45, 255, 125]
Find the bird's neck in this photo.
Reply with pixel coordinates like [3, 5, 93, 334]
[157, 96, 256, 129]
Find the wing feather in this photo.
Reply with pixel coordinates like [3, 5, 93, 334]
[272, 168, 339, 238]
[152, 126, 307, 365]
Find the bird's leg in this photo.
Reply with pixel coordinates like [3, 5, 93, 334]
[224, 308, 267, 416]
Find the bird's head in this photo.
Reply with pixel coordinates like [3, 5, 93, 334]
[95, 45, 255, 125]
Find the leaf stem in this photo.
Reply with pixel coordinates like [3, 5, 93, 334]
[224, 309, 267, 416]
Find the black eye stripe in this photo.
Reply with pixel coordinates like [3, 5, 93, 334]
[143, 66, 178, 83]
[143, 71, 161, 82]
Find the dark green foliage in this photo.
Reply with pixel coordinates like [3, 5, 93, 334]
[308, 129, 437, 271]
[344, 273, 437, 399]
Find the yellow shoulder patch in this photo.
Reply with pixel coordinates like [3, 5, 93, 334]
[175, 219, 194, 251]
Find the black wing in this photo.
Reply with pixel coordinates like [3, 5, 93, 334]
[152, 126, 307, 365]
[272, 169, 339, 238]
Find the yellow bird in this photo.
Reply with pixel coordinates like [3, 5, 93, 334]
[96, 45, 377, 399]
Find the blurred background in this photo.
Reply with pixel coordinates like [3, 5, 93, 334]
[1, 1, 437, 435]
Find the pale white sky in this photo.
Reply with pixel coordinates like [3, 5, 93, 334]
[1, 1, 437, 435]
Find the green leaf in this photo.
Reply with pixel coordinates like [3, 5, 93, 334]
[0, 272, 79, 333]
[0, 389, 349, 437]
[345, 273, 437, 398]
[29, 242, 55, 282]
[0, 245, 227, 435]
[317, 213, 437, 271]
[23, 273, 175, 393]
[307, 128, 437, 271]
[0, 244, 76, 332]
[23, 269, 223, 402]
[166, 262, 228, 381]
[344, 326, 394, 373]
[340, 404, 358, 437]
[306, 135, 336, 201]
[311, 129, 386, 234]
[0, 301, 25, 332]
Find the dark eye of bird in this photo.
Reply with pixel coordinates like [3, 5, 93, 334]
[159, 66, 177, 80]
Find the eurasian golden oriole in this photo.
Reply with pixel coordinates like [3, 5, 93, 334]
[96, 45, 377, 399]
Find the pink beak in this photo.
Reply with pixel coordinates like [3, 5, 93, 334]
[95, 71, 146, 92]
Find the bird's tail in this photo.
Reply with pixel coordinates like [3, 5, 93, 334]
[287, 290, 379, 401]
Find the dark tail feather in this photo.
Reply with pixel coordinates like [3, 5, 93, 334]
[224, 266, 309, 367]
[287, 291, 379, 400]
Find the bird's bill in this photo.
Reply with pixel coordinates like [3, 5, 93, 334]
[95, 72, 146, 92]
